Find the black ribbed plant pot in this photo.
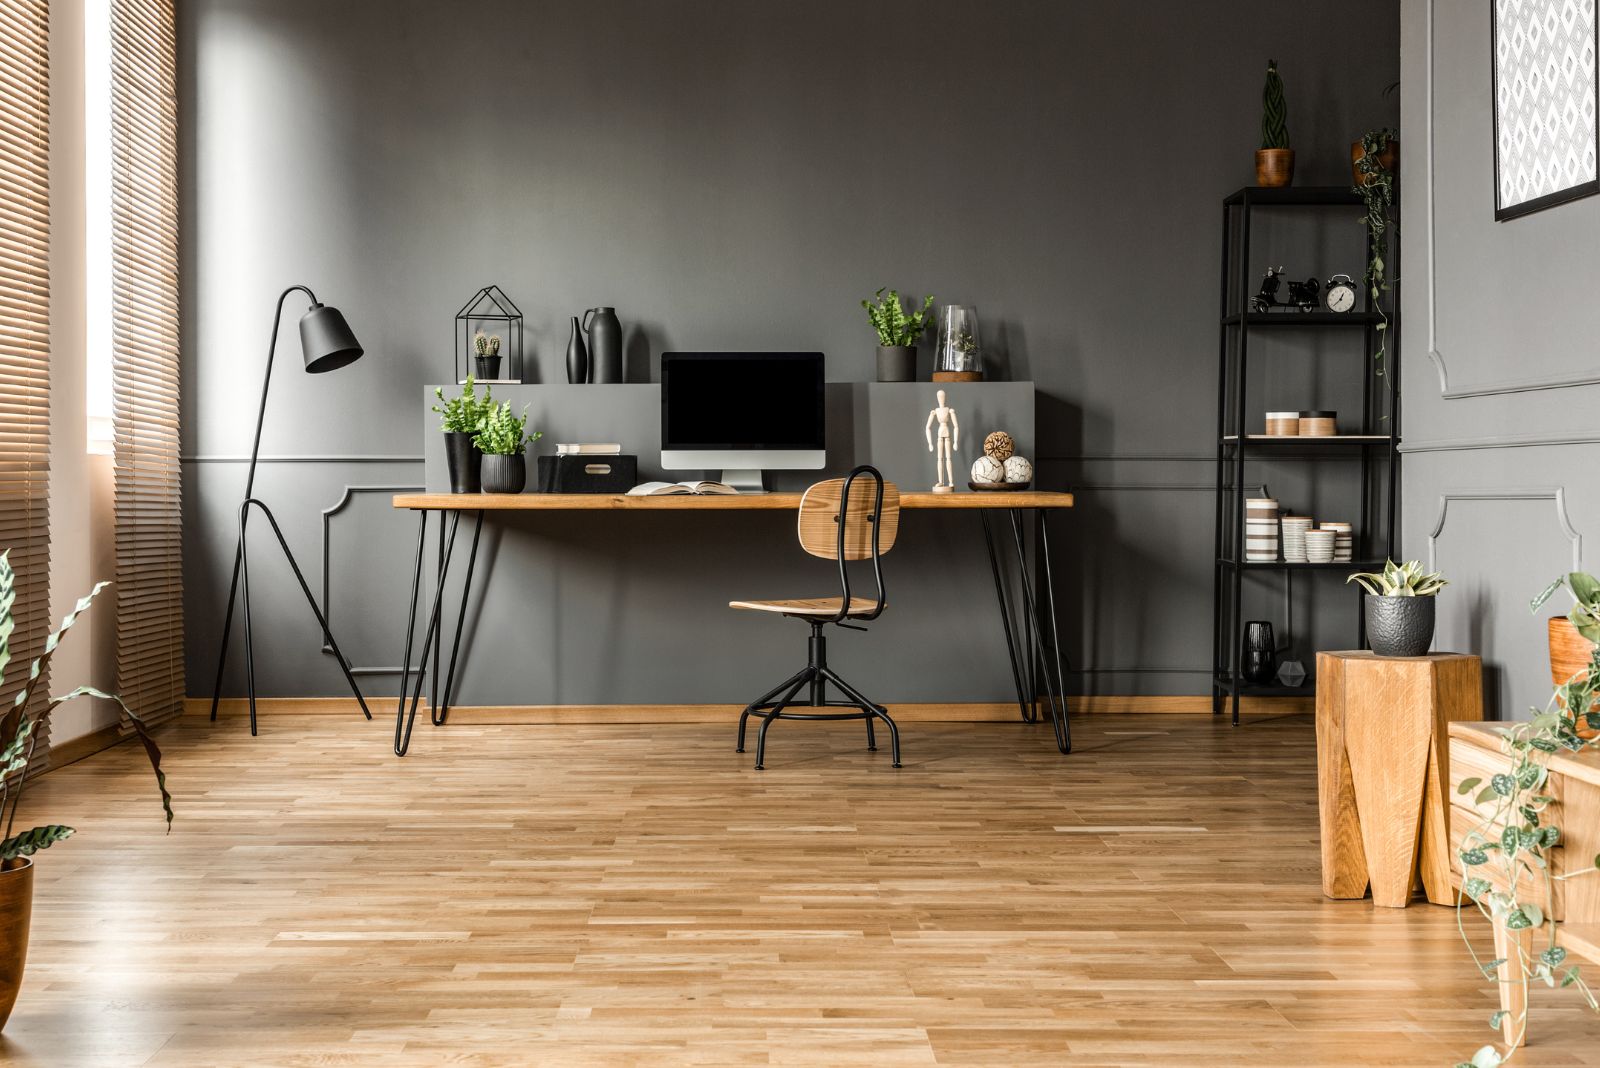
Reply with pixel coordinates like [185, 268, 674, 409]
[443, 432, 481, 494]
[1365, 595, 1436, 657]
[474, 355, 502, 380]
[481, 452, 526, 494]
[876, 345, 916, 382]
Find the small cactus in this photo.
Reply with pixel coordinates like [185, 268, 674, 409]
[489, 334, 502, 356]
[474, 329, 490, 356]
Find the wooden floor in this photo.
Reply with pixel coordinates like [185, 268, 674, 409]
[1, 711, 1595, 1066]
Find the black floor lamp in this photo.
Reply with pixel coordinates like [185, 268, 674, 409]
[208, 285, 374, 734]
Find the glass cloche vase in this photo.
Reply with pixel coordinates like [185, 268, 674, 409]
[933, 304, 983, 381]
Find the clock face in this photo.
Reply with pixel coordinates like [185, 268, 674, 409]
[1326, 284, 1355, 313]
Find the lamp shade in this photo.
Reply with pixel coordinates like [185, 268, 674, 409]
[299, 302, 363, 373]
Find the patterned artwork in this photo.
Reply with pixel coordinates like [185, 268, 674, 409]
[1494, 0, 1599, 217]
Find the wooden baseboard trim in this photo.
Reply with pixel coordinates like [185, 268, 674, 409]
[188, 694, 1310, 723]
[45, 721, 130, 772]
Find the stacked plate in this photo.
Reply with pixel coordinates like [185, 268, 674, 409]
[1321, 521, 1353, 563]
[1304, 528, 1336, 564]
[1245, 497, 1279, 562]
[1280, 516, 1313, 562]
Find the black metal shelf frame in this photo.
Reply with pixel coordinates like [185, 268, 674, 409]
[1210, 186, 1400, 726]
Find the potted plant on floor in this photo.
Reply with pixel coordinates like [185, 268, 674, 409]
[1255, 59, 1293, 187]
[862, 288, 934, 382]
[474, 399, 540, 494]
[0, 552, 173, 1030]
[472, 330, 503, 380]
[432, 376, 494, 494]
[1346, 559, 1448, 656]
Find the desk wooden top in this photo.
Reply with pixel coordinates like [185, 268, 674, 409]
[393, 490, 1074, 511]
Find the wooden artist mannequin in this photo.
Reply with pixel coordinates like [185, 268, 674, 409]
[925, 389, 960, 493]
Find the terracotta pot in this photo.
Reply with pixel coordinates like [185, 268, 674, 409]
[1549, 616, 1600, 739]
[1351, 139, 1399, 186]
[1255, 148, 1295, 188]
[0, 857, 33, 1031]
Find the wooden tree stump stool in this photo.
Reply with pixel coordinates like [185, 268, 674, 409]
[1316, 651, 1483, 907]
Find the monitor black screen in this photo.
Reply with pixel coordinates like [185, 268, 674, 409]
[661, 353, 825, 450]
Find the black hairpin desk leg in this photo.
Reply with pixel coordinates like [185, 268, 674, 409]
[980, 507, 1071, 754]
[394, 508, 484, 756]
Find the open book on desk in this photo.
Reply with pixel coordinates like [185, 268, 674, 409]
[627, 480, 739, 496]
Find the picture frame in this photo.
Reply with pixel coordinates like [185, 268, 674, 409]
[1492, 0, 1600, 221]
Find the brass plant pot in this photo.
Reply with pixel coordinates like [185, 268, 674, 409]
[1255, 148, 1295, 188]
[0, 857, 33, 1031]
[1351, 139, 1399, 187]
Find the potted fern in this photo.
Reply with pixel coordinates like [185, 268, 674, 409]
[0, 552, 172, 1029]
[1256, 59, 1293, 187]
[861, 288, 934, 382]
[1346, 559, 1448, 657]
[474, 400, 540, 494]
[431, 376, 494, 494]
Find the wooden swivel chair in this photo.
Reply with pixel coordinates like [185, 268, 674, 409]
[729, 465, 902, 769]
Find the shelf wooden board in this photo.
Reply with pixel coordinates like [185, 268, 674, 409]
[1221, 312, 1383, 328]
[1214, 672, 1316, 697]
[1218, 559, 1379, 571]
[1222, 434, 1393, 453]
[394, 490, 1075, 511]
[1223, 185, 1365, 206]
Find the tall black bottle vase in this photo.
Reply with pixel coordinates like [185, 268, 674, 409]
[566, 316, 589, 384]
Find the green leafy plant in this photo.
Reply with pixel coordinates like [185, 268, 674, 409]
[473, 400, 540, 456]
[431, 375, 494, 435]
[1446, 573, 1600, 1067]
[1354, 128, 1397, 380]
[1260, 60, 1289, 150]
[473, 330, 502, 357]
[1346, 558, 1448, 597]
[861, 289, 935, 348]
[0, 552, 171, 862]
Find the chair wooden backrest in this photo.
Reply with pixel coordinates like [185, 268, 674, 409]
[797, 469, 901, 560]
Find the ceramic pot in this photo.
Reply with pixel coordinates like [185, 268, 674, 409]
[1255, 148, 1295, 188]
[0, 856, 33, 1031]
[1242, 620, 1277, 684]
[443, 432, 481, 494]
[1549, 616, 1600, 739]
[876, 345, 916, 382]
[473, 355, 502, 381]
[566, 317, 589, 384]
[1351, 139, 1399, 187]
[481, 452, 526, 495]
[1364, 595, 1435, 657]
[584, 307, 623, 384]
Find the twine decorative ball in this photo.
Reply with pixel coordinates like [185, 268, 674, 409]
[971, 455, 1004, 484]
[1003, 455, 1033, 484]
[983, 431, 1015, 462]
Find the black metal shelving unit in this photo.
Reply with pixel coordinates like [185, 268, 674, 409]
[1211, 185, 1400, 725]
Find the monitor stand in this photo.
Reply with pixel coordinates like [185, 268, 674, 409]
[720, 469, 767, 494]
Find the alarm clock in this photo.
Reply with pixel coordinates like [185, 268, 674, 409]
[1324, 274, 1358, 313]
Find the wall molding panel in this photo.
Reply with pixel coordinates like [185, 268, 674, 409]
[320, 483, 424, 676]
[183, 454, 425, 464]
[1425, 487, 1583, 572]
[1402, 432, 1600, 454]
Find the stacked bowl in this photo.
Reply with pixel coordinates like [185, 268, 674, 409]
[1280, 516, 1313, 562]
[1245, 497, 1279, 562]
[1304, 528, 1336, 564]
[1321, 521, 1353, 562]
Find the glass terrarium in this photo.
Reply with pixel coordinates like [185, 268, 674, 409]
[933, 304, 983, 379]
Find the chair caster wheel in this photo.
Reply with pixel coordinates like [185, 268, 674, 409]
[754, 764, 765, 771]
[892, 762, 903, 769]
[735, 747, 744, 753]
[867, 746, 877, 752]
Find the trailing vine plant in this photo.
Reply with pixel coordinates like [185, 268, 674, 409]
[1451, 572, 1600, 1068]
[1353, 128, 1396, 382]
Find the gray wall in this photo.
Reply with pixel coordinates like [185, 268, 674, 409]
[182, 0, 1400, 703]
[1398, 1, 1600, 719]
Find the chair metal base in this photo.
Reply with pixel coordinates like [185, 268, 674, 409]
[735, 621, 901, 770]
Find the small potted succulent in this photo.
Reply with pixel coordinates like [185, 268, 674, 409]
[1256, 59, 1293, 188]
[472, 329, 503, 380]
[1346, 559, 1448, 657]
[474, 399, 540, 494]
[861, 288, 934, 382]
[431, 376, 494, 494]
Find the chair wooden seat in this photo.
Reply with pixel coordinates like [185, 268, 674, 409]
[729, 596, 882, 617]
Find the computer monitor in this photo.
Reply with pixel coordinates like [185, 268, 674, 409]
[660, 352, 825, 492]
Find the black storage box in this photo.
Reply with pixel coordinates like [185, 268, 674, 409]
[536, 454, 638, 493]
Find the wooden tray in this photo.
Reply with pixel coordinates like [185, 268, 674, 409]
[967, 481, 1033, 492]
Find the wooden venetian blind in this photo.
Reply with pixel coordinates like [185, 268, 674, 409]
[0, 1, 53, 760]
[110, 0, 182, 728]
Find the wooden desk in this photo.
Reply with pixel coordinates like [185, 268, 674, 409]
[389, 490, 1075, 757]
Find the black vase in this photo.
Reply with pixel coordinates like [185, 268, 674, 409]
[481, 452, 527, 494]
[474, 354, 502, 381]
[585, 307, 623, 384]
[1365, 595, 1436, 657]
[876, 345, 916, 382]
[443, 432, 481, 494]
[1242, 620, 1276, 684]
[566, 317, 589, 384]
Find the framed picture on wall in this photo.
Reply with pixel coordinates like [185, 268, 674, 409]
[1493, 0, 1600, 220]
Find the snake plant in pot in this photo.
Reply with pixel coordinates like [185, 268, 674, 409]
[0, 551, 172, 1030]
[1255, 59, 1293, 187]
[1347, 559, 1448, 657]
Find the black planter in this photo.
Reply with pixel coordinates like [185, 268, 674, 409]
[443, 432, 481, 494]
[474, 354, 502, 380]
[876, 345, 916, 382]
[1365, 595, 1437, 657]
[481, 452, 527, 494]
[566, 316, 589, 384]
[1242, 620, 1276, 683]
